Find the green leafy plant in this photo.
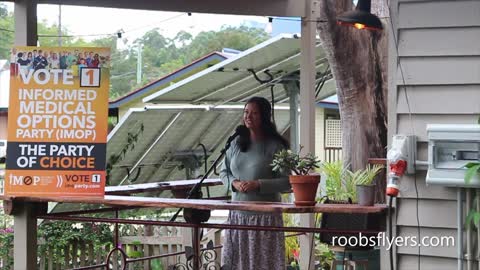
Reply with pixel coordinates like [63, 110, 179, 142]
[464, 162, 480, 184]
[348, 164, 384, 186]
[465, 163, 480, 228]
[322, 162, 383, 202]
[283, 213, 300, 265]
[126, 240, 144, 258]
[314, 239, 335, 270]
[272, 148, 321, 175]
[150, 259, 165, 270]
[37, 221, 113, 267]
[322, 161, 351, 201]
[0, 227, 14, 269]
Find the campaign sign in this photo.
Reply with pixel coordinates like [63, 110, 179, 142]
[5, 47, 110, 197]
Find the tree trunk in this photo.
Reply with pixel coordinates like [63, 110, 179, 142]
[317, 0, 388, 202]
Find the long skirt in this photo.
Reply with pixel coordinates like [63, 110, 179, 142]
[221, 211, 285, 270]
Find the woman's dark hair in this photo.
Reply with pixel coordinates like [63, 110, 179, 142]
[238, 96, 289, 152]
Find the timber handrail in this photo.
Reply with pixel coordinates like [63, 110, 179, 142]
[0, 195, 387, 214]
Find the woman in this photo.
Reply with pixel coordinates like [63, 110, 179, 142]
[89, 53, 100, 67]
[49, 52, 60, 70]
[220, 96, 290, 270]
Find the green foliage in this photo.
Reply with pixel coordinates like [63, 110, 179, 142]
[0, 228, 14, 269]
[322, 161, 351, 201]
[37, 221, 112, 267]
[466, 208, 480, 228]
[272, 148, 321, 175]
[150, 259, 165, 270]
[314, 239, 335, 269]
[347, 164, 384, 186]
[126, 241, 144, 258]
[322, 162, 383, 202]
[464, 162, 480, 229]
[283, 214, 299, 264]
[110, 25, 267, 98]
[0, 4, 14, 59]
[0, 8, 268, 99]
[0, 199, 14, 269]
[39, 221, 112, 248]
[464, 162, 480, 184]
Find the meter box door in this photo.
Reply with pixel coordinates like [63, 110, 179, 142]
[426, 124, 480, 187]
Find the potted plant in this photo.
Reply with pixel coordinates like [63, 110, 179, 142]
[319, 161, 383, 249]
[351, 164, 384, 206]
[322, 160, 352, 203]
[272, 148, 321, 206]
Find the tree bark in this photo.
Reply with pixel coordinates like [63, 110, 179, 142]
[317, 0, 388, 202]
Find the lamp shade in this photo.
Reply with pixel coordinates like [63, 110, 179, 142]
[337, 0, 383, 30]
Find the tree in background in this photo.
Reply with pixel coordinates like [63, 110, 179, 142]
[123, 25, 268, 98]
[0, 4, 13, 59]
[0, 4, 268, 99]
[317, 0, 388, 202]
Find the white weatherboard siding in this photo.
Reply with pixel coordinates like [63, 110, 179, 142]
[388, 0, 480, 269]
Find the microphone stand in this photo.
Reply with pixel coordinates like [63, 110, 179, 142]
[170, 138, 234, 224]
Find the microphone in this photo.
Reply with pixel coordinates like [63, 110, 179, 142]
[225, 125, 248, 149]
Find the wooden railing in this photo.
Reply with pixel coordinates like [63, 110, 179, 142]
[324, 147, 342, 163]
[1, 182, 388, 270]
[37, 242, 112, 270]
[5, 224, 223, 270]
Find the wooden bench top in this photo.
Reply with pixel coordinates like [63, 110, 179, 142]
[0, 194, 387, 214]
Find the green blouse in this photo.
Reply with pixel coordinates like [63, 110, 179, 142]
[220, 138, 290, 203]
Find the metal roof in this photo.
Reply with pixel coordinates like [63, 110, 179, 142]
[143, 34, 336, 105]
[318, 95, 339, 110]
[106, 105, 291, 191]
[109, 52, 227, 109]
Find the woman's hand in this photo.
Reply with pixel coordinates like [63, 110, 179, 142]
[232, 180, 243, 192]
[232, 180, 260, 192]
[240, 180, 260, 192]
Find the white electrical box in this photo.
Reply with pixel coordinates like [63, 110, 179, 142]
[426, 124, 480, 187]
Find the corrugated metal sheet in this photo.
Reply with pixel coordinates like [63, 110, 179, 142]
[143, 34, 335, 105]
[107, 106, 291, 187]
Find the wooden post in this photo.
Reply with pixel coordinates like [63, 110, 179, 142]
[14, 0, 37, 46]
[284, 81, 300, 153]
[144, 225, 153, 270]
[12, 1, 39, 269]
[299, 1, 320, 270]
[13, 201, 45, 270]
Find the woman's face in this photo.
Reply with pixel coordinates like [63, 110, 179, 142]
[243, 102, 262, 131]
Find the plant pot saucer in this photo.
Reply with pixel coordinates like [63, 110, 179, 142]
[293, 200, 317, 206]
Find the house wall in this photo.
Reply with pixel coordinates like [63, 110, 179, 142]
[315, 107, 341, 163]
[315, 106, 325, 161]
[388, 0, 480, 269]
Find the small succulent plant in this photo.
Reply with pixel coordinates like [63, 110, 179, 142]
[272, 148, 321, 175]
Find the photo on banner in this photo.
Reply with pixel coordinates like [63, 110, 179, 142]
[5, 47, 110, 197]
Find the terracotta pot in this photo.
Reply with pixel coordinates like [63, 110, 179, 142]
[289, 175, 320, 206]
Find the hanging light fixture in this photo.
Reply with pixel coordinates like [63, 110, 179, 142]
[337, 0, 383, 31]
